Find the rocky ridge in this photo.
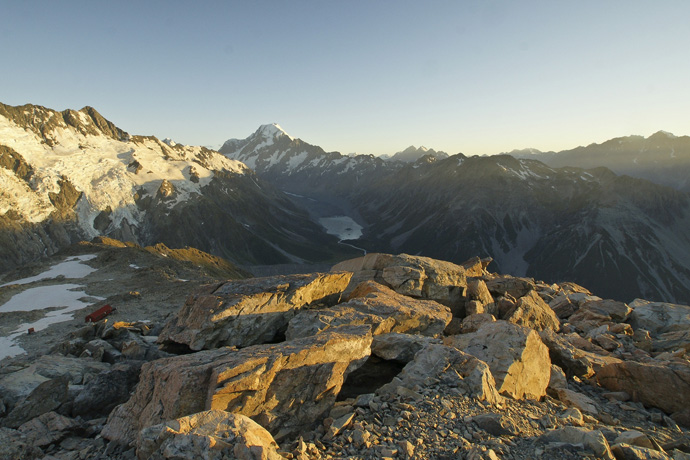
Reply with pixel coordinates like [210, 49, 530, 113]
[0, 103, 357, 272]
[0, 251, 689, 459]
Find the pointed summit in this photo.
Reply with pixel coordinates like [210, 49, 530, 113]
[256, 123, 293, 141]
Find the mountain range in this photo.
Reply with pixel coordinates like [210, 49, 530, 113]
[1, 102, 689, 304]
[222, 125, 690, 304]
[0, 103, 358, 273]
[507, 131, 690, 193]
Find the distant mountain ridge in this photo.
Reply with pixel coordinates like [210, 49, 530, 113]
[0, 103, 357, 272]
[389, 145, 449, 163]
[508, 131, 690, 192]
[222, 125, 690, 303]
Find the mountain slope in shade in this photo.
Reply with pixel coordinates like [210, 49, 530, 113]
[223, 124, 690, 304]
[355, 155, 690, 303]
[0, 104, 357, 272]
[509, 131, 690, 192]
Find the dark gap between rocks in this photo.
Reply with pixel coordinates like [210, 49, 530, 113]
[337, 355, 406, 400]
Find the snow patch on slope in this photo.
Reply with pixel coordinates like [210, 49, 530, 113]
[0, 111, 248, 237]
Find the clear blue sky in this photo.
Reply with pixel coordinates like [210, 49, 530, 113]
[2, 1, 689, 156]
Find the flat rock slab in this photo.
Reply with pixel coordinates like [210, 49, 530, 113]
[287, 281, 452, 339]
[103, 325, 372, 445]
[158, 272, 352, 350]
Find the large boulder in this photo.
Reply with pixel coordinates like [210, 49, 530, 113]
[1, 377, 69, 429]
[331, 253, 468, 307]
[445, 321, 551, 400]
[378, 343, 503, 405]
[17, 411, 80, 448]
[370, 333, 441, 362]
[287, 281, 451, 339]
[628, 299, 690, 336]
[158, 272, 352, 350]
[0, 355, 109, 408]
[102, 325, 372, 445]
[136, 410, 283, 460]
[596, 360, 690, 423]
[503, 290, 560, 331]
[71, 363, 142, 418]
[539, 329, 622, 379]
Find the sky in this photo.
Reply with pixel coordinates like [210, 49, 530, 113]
[2, 1, 689, 156]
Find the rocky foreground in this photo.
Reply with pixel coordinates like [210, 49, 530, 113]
[1, 253, 689, 459]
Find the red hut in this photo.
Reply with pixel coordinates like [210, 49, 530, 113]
[85, 304, 115, 323]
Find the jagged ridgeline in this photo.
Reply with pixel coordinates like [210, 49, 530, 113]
[221, 125, 690, 304]
[0, 103, 360, 272]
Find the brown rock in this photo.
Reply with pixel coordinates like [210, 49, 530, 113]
[460, 313, 496, 334]
[287, 281, 451, 339]
[102, 326, 372, 444]
[379, 343, 503, 405]
[370, 333, 440, 363]
[158, 272, 352, 350]
[136, 410, 283, 460]
[503, 290, 560, 331]
[445, 320, 551, 400]
[331, 253, 468, 307]
[484, 275, 536, 299]
[596, 360, 690, 422]
[539, 329, 622, 379]
[467, 279, 494, 306]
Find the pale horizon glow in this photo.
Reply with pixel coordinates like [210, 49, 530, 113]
[2, 1, 689, 157]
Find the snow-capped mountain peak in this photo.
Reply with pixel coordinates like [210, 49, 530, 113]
[256, 123, 293, 141]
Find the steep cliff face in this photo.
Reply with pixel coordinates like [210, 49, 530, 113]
[0, 104, 356, 271]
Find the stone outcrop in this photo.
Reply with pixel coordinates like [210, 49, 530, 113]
[378, 343, 503, 405]
[158, 272, 353, 350]
[445, 321, 551, 399]
[102, 326, 372, 445]
[503, 290, 560, 331]
[596, 360, 690, 421]
[628, 299, 690, 336]
[287, 281, 451, 340]
[331, 253, 469, 308]
[136, 410, 283, 460]
[539, 329, 622, 378]
[2, 251, 689, 459]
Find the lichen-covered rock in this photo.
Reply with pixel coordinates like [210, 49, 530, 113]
[445, 320, 551, 400]
[158, 272, 352, 350]
[102, 326, 372, 444]
[136, 410, 283, 460]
